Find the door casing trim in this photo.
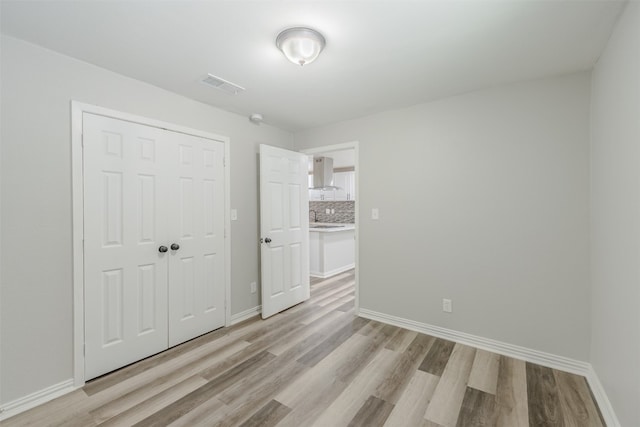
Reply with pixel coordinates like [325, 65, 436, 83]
[71, 101, 232, 387]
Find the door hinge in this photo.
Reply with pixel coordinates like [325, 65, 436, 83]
[223, 157, 226, 167]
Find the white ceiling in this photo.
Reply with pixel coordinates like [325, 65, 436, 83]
[0, 1, 626, 131]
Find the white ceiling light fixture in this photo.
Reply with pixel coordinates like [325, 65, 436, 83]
[276, 27, 326, 66]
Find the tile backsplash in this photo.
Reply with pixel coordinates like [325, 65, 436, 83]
[309, 201, 355, 224]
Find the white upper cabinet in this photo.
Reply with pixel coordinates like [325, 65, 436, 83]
[333, 171, 356, 201]
[309, 170, 355, 201]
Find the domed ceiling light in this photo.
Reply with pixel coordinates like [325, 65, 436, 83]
[276, 27, 326, 66]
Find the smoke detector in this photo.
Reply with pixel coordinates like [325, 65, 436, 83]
[201, 74, 245, 94]
[249, 113, 264, 125]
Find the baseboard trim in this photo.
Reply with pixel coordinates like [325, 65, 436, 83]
[358, 308, 590, 376]
[585, 366, 621, 427]
[310, 263, 355, 279]
[230, 305, 262, 325]
[0, 379, 76, 421]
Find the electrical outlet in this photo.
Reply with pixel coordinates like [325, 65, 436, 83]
[442, 298, 452, 313]
[326, 208, 331, 214]
[250, 282, 257, 293]
[371, 208, 379, 220]
[331, 209, 335, 214]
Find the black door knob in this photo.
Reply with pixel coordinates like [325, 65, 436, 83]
[265, 237, 272, 243]
[158, 245, 168, 253]
[170, 243, 180, 251]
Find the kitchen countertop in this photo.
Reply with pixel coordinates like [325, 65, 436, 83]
[309, 223, 355, 233]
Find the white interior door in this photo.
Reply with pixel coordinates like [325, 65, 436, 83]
[168, 132, 226, 347]
[84, 113, 226, 379]
[83, 113, 170, 379]
[259, 144, 310, 319]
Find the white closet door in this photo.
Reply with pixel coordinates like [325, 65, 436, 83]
[83, 113, 170, 380]
[167, 132, 226, 346]
[259, 144, 310, 319]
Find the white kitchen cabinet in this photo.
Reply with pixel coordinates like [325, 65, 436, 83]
[309, 189, 323, 201]
[333, 171, 356, 201]
[309, 227, 355, 278]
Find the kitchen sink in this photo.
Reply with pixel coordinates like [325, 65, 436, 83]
[310, 225, 345, 229]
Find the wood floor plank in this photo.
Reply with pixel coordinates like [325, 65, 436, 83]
[424, 343, 476, 427]
[296, 316, 368, 367]
[210, 362, 309, 427]
[218, 332, 321, 405]
[420, 420, 446, 427]
[165, 396, 226, 427]
[0, 389, 90, 427]
[197, 320, 308, 381]
[384, 328, 418, 352]
[276, 333, 370, 408]
[335, 324, 397, 383]
[418, 338, 456, 376]
[89, 338, 250, 422]
[467, 349, 500, 395]
[335, 299, 356, 312]
[238, 400, 291, 427]
[82, 326, 228, 396]
[495, 356, 529, 427]
[97, 375, 208, 426]
[554, 370, 605, 427]
[358, 319, 386, 337]
[374, 333, 435, 404]
[526, 362, 563, 426]
[384, 370, 439, 427]
[347, 395, 395, 427]
[267, 310, 348, 356]
[274, 377, 349, 427]
[314, 281, 356, 306]
[132, 351, 275, 427]
[308, 272, 353, 294]
[4, 272, 606, 427]
[300, 293, 356, 325]
[456, 387, 497, 427]
[311, 348, 398, 427]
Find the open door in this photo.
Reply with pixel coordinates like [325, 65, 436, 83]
[259, 144, 310, 318]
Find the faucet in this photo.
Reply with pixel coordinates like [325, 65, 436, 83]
[309, 209, 318, 222]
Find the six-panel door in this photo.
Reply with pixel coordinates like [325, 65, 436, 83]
[260, 144, 310, 319]
[168, 132, 226, 347]
[83, 113, 225, 380]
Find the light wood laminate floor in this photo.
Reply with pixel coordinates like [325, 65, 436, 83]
[3, 270, 604, 426]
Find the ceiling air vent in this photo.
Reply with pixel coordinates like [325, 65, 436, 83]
[201, 73, 245, 95]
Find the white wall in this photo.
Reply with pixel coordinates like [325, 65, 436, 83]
[295, 73, 591, 361]
[0, 35, 292, 404]
[590, 3, 640, 426]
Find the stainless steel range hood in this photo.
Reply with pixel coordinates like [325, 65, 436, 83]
[310, 157, 340, 190]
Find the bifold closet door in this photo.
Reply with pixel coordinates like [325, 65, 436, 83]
[83, 113, 171, 380]
[83, 113, 226, 380]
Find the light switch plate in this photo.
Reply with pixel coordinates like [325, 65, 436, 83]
[371, 208, 379, 220]
[231, 209, 238, 221]
[326, 208, 331, 214]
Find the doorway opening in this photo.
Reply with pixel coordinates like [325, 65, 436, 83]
[301, 142, 359, 315]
